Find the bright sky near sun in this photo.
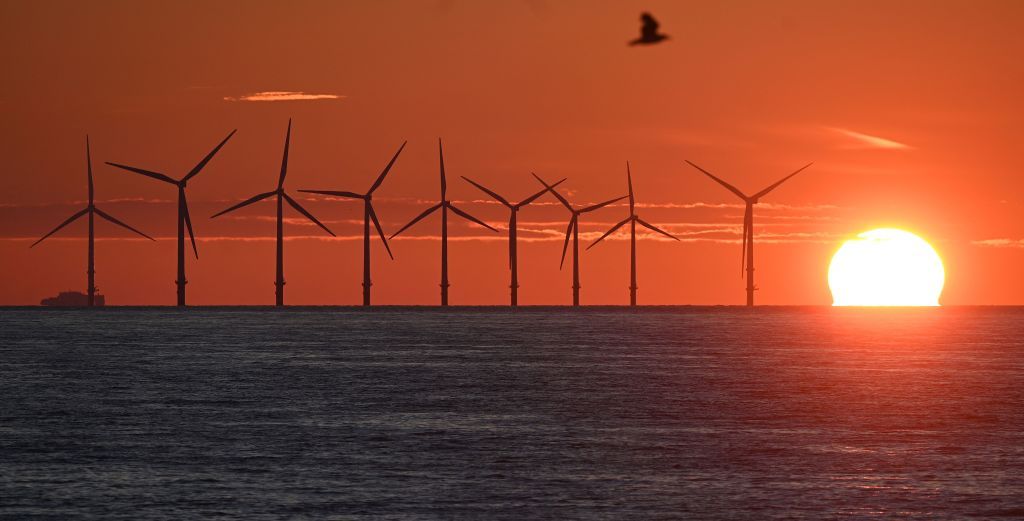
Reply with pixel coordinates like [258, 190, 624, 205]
[1, 0, 1022, 305]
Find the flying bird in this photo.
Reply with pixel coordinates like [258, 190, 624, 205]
[629, 12, 669, 46]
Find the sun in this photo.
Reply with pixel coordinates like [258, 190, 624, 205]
[828, 228, 945, 306]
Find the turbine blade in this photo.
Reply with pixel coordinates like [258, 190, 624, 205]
[30, 208, 89, 247]
[587, 216, 632, 250]
[752, 162, 814, 200]
[389, 203, 442, 239]
[368, 141, 407, 194]
[559, 216, 574, 269]
[182, 196, 198, 259]
[626, 161, 635, 215]
[106, 162, 177, 185]
[636, 218, 679, 241]
[278, 120, 291, 189]
[94, 208, 155, 241]
[368, 205, 394, 260]
[531, 172, 573, 211]
[183, 129, 237, 183]
[283, 192, 335, 237]
[86, 135, 94, 204]
[518, 177, 566, 207]
[580, 195, 627, 213]
[297, 190, 365, 200]
[461, 176, 510, 207]
[448, 203, 497, 232]
[438, 139, 447, 199]
[685, 160, 748, 201]
[210, 191, 277, 218]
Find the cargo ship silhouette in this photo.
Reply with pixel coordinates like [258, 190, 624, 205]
[41, 291, 105, 307]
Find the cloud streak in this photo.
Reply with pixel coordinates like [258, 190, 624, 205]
[972, 238, 1024, 248]
[224, 91, 345, 102]
[828, 127, 912, 150]
[1, 228, 841, 245]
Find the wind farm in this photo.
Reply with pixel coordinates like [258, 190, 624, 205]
[25, 135, 826, 307]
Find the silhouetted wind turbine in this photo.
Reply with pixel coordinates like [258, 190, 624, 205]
[685, 160, 813, 306]
[390, 139, 497, 306]
[107, 129, 236, 306]
[460, 175, 566, 306]
[588, 162, 679, 306]
[532, 173, 626, 306]
[32, 136, 155, 306]
[299, 141, 406, 306]
[211, 120, 335, 306]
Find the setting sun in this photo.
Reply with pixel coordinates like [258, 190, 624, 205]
[828, 228, 945, 306]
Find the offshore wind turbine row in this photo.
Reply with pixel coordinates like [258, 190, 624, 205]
[31, 121, 812, 308]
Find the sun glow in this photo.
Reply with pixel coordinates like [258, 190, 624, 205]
[828, 228, 945, 306]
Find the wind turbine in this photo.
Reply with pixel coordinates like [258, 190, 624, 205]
[211, 120, 335, 306]
[31, 136, 155, 306]
[532, 173, 626, 306]
[460, 175, 566, 306]
[299, 141, 406, 306]
[588, 162, 679, 306]
[684, 160, 813, 306]
[106, 129, 236, 306]
[390, 139, 497, 306]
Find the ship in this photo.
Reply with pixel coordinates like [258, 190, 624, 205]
[40, 291, 105, 307]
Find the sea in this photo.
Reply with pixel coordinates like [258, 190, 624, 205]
[1, 306, 1022, 520]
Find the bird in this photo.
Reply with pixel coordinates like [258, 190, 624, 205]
[629, 12, 669, 46]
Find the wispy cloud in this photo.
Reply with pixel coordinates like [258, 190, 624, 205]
[828, 127, 912, 150]
[972, 238, 1024, 248]
[224, 91, 345, 102]
[0, 197, 172, 208]
[1, 227, 842, 245]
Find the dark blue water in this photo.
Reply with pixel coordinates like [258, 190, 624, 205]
[2, 307, 1023, 519]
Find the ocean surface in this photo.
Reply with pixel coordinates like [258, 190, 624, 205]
[1, 306, 1023, 520]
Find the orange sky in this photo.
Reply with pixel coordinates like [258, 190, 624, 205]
[2, 0, 1022, 305]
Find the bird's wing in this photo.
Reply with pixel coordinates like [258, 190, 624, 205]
[641, 13, 659, 37]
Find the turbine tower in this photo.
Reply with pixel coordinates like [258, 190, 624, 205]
[32, 136, 155, 306]
[299, 141, 406, 306]
[211, 120, 335, 306]
[532, 173, 625, 307]
[107, 129, 236, 306]
[460, 175, 566, 306]
[685, 160, 813, 306]
[588, 162, 679, 306]
[390, 139, 497, 306]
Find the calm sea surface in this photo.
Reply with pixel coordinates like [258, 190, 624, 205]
[1, 307, 1022, 520]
